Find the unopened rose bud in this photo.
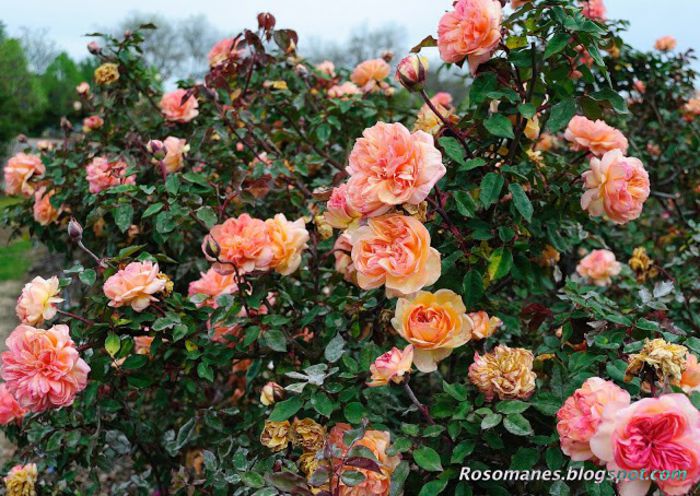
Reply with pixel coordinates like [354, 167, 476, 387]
[295, 64, 309, 77]
[381, 50, 394, 63]
[87, 41, 101, 55]
[76, 82, 90, 95]
[260, 381, 285, 406]
[60, 117, 73, 133]
[202, 234, 221, 260]
[146, 139, 166, 160]
[395, 54, 428, 91]
[257, 12, 276, 32]
[68, 218, 84, 241]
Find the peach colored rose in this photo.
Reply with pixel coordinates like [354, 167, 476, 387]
[36, 140, 54, 152]
[683, 95, 700, 117]
[16, 275, 63, 326]
[333, 233, 356, 284]
[414, 92, 456, 135]
[328, 82, 362, 99]
[368, 345, 414, 387]
[469, 311, 503, 339]
[655, 35, 677, 52]
[633, 80, 646, 94]
[576, 249, 621, 286]
[204, 214, 273, 274]
[392, 290, 472, 372]
[316, 60, 336, 77]
[680, 354, 700, 393]
[133, 336, 154, 355]
[564, 115, 628, 156]
[4, 153, 45, 197]
[350, 58, 391, 93]
[437, 0, 502, 74]
[591, 394, 700, 496]
[579, 0, 606, 20]
[468, 345, 536, 401]
[208, 37, 242, 67]
[327, 423, 401, 496]
[32, 187, 61, 226]
[0, 383, 26, 425]
[581, 149, 650, 224]
[350, 214, 441, 297]
[188, 267, 238, 308]
[85, 157, 135, 194]
[265, 214, 310, 276]
[76, 82, 90, 95]
[82, 115, 104, 133]
[103, 261, 167, 312]
[346, 122, 445, 216]
[556, 377, 631, 462]
[324, 184, 361, 229]
[160, 89, 199, 123]
[159, 137, 189, 174]
[0, 324, 90, 412]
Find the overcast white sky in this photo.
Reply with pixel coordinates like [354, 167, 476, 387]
[3, 0, 700, 62]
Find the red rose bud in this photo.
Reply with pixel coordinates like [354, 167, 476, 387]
[395, 54, 428, 91]
[68, 218, 84, 241]
[87, 41, 101, 55]
[257, 12, 276, 32]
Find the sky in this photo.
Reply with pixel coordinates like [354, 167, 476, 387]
[3, 0, 700, 64]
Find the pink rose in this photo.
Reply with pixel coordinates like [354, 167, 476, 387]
[350, 58, 391, 93]
[76, 82, 90, 95]
[581, 149, 650, 224]
[32, 187, 62, 226]
[350, 214, 441, 297]
[3, 153, 45, 197]
[0, 324, 90, 412]
[82, 115, 104, 133]
[85, 157, 136, 194]
[204, 214, 274, 274]
[188, 267, 239, 308]
[346, 122, 445, 216]
[16, 275, 63, 326]
[333, 233, 356, 284]
[0, 383, 26, 425]
[556, 377, 630, 462]
[437, 0, 502, 74]
[590, 394, 700, 496]
[265, 214, 310, 276]
[367, 345, 414, 387]
[564, 115, 628, 156]
[324, 184, 360, 229]
[103, 261, 167, 312]
[208, 37, 242, 67]
[160, 89, 199, 123]
[576, 249, 621, 286]
[327, 82, 362, 99]
[469, 311, 503, 340]
[579, 0, 606, 20]
[316, 60, 336, 78]
[655, 36, 677, 52]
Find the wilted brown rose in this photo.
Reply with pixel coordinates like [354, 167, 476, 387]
[260, 420, 291, 452]
[291, 418, 326, 452]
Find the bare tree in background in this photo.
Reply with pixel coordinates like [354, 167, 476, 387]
[305, 24, 407, 67]
[19, 27, 59, 73]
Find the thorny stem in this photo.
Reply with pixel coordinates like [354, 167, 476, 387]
[403, 378, 435, 425]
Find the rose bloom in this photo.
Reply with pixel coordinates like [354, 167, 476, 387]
[581, 149, 650, 224]
[324, 184, 360, 229]
[367, 345, 414, 387]
[556, 377, 630, 462]
[85, 157, 135, 194]
[208, 37, 242, 67]
[82, 115, 104, 133]
[205, 214, 273, 274]
[188, 267, 238, 308]
[350, 214, 441, 297]
[16, 275, 63, 326]
[437, 0, 502, 74]
[76, 81, 90, 95]
[133, 336, 154, 355]
[32, 188, 61, 226]
[655, 35, 677, 52]
[564, 116, 628, 156]
[160, 89, 199, 123]
[591, 394, 700, 496]
[680, 354, 700, 393]
[94, 62, 119, 85]
[576, 249, 621, 286]
[392, 290, 471, 372]
[579, 0, 606, 20]
[469, 311, 503, 340]
[327, 423, 401, 496]
[683, 95, 700, 117]
[158, 137, 189, 174]
[4, 463, 37, 496]
[103, 261, 167, 312]
[291, 418, 326, 452]
[265, 214, 310, 276]
[333, 232, 356, 284]
[468, 345, 537, 401]
[4, 153, 45, 197]
[316, 60, 336, 78]
[350, 58, 391, 93]
[260, 420, 291, 452]
[327, 81, 362, 99]
[0, 383, 27, 425]
[414, 92, 456, 135]
[346, 122, 445, 216]
[260, 381, 284, 406]
[0, 324, 90, 412]
[633, 79, 646, 94]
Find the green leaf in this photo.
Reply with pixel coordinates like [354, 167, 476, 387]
[141, 202, 163, 218]
[174, 418, 195, 450]
[413, 446, 443, 472]
[419, 479, 448, 496]
[438, 136, 466, 165]
[546, 98, 576, 132]
[496, 400, 530, 414]
[344, 402, 365, 424]
[488, 247, 513, 280]
[590, 87, 628, 114]
[458, 158, 486, 172]
[165, 174, 180, 195]
[480, 172, 504, 208]
[269, 396, 303, 421]
[122, 354, 148, 370]
[197, 362, 214, 382]
[481, 413, 502, 429]
[79, 269, 96, 285]
[544, 33, 569, 59]
[518, 103, 537, 119]
[450, 440, 476, 463]
[324, 334, 346, 363]
[508, 183, 534, 222]
[462, 271, 484, 307]
[503, 413, 533, 436]
[196, 207, 218, 229]
[105, 332, 120, 357]
[262, 328, 287, 352]
[484, 114, 515, 139]
[454, 191, 477, 217]
[113, 203, 134, 233]
[310, 391, 335, 417]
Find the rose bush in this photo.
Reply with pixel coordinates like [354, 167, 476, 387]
[0, 1, 699, 495]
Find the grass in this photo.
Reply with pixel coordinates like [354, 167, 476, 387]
[0, 195, 32, 281]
